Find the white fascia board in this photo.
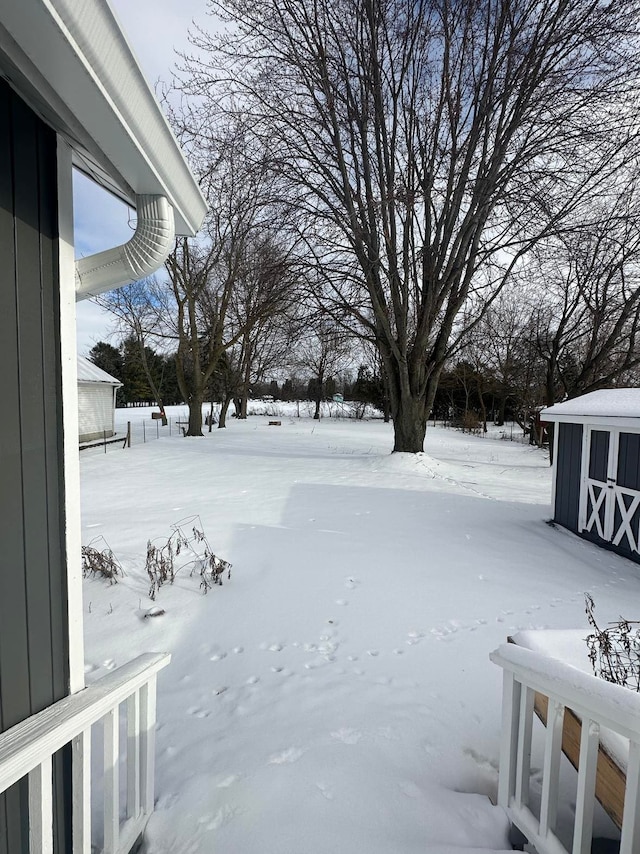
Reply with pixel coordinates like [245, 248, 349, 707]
[542, 412, 640, 431]
[0, 0, 207, 236]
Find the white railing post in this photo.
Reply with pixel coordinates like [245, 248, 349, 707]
[127, 690, 141, 818]
[572, 718, 599, 854]
[140, 675, 157, 815]
[514, 685, 535, 810]
[620, 741, 640, 854]
[29, 756, 53, 854]
[72, 728, 91, 854]
[498, 670, 521, 810]
[539, 698, 564, 837]
[103, 707, 120, 853]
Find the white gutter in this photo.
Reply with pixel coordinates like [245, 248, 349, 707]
[75, 194, 174, 300]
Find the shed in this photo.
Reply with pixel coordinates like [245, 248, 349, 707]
[542, 389, 640, 562]
[77, 355, 122, 443]
[0, 1, 206, 850]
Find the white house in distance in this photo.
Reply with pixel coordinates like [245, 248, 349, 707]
[0, 1, 206, 852]
[77, 355, 122, 443]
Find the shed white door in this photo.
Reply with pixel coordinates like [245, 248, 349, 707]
[581, 427, 640, 554]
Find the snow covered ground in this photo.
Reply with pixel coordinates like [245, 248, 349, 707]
[80, 408, 640, 852]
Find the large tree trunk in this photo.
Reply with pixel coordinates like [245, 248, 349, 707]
[218, 395, 233, 428]
[391, 394, 427, 452]
[186, 394, 204, 436]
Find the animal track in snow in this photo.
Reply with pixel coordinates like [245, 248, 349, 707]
[331, 727, 362, 744]
[316, 782, 334, 800]
[210, 652, 227, 661]
[344, 576, 359, 589]
[187, 706, 210, 718]
[335, 599, 348, 606]
[203, 804, 243, 830]
[268, 747, 304, 764]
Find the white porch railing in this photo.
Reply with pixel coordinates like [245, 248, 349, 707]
[0, 652, 170, 854]
[490, 643, 640, 854]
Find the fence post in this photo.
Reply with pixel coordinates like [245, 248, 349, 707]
[127, 422, 131, 449]
[143, 421, 146, 443]
[104, 430, 107, 454]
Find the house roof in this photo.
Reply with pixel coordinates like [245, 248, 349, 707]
[542, 389, 640, 423]
[77, 355, 122, 386]
[0, 0, 206, 236]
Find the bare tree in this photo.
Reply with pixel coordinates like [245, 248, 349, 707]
[297, 319, 353, 419]
[179, 0, 640, 451]
[164, 226, 296, 434]
[470, 291, 544, 427]
[97, 280, 171, 422]
[527, 188, 640, 407]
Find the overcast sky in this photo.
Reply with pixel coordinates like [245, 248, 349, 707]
[75, 0, 211, 355]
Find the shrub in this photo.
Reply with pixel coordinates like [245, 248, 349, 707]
[145, 515, 231, 600]
[585, 593, 640, 692]
[81, 537, 123, 584]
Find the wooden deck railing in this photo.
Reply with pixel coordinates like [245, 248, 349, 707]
[0, 652, 170, 853]
[490, 643, 640, 854]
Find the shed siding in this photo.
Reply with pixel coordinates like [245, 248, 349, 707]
[0, 79, 70, 854]
[554, 422, 583, 533]
[78, 381, 116, 442]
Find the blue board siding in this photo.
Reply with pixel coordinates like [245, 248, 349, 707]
[0, 78, 70, 854]
[554, 422, 583, 533]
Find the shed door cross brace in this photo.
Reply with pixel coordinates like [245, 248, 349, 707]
[581, 427, 640, 554]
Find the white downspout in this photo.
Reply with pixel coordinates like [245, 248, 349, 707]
[75, 194, 175, 300]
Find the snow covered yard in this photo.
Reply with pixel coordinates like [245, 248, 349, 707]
[80, 413, 640, 853]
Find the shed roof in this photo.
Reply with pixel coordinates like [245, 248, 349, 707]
[542, 389, 640, 422]
[77, 355, 122, 386]
[0, 0, 207, 236]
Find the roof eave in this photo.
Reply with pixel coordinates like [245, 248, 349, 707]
[541, 412, 640, 429]
[0, 0, 207, 236]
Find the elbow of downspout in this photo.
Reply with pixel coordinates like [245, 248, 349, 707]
[75, 195, 175, 300]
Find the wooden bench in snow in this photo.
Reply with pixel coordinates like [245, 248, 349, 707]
[509, 631, 627, 831]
